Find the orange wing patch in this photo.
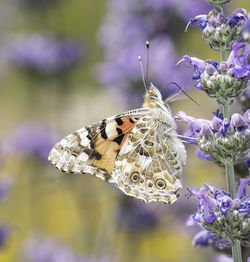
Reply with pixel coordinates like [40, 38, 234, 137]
[92, 117, 136, 173]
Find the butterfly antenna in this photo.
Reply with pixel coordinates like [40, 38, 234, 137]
[167, 82, 199, 106]
[145, 41, 150, 89]
[138, 56, 148, 93]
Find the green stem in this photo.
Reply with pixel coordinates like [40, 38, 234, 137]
[220, 46, 227, 62]
[232, 240, 242, 262]
[225, 161, 236, 198]
[220, 44, 242, 262]
[222, 100, 230, 118]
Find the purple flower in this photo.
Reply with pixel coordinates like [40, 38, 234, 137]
[187, 186, 217, 223]
[196, 148, 213, 160]
[24, 235, 114, 262]
[187, 181, 250, 248]
[185, 15, 208, 32]
[227, 42, 250, 79]
[192, 229, 212, 247]
[177, 110, 249, 140]
[0, 174, 14, 202]
[4, 34, 83, 75]
[0, 225, 10, 249]
[98, 0, 210, 106]
[228, 8, 248, 25]
[175, 111, 211, 141]
[215, 255, 233, 262]
[186, 8, 247, 31]
[236, 178, 250, 199]
[116, 198, 158, 232]
[7, 123, 59, 161]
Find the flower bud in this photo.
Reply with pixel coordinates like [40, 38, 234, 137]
[206, 0, 230, 4]
[231, 113, 244, 128]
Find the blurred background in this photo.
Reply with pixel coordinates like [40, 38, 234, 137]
[0, 0, 249, 261]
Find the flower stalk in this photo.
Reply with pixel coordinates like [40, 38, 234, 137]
[220, 36, 242, 262]
[232, 240, 242, 262]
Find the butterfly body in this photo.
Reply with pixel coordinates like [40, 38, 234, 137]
[48, 84, 186, 203]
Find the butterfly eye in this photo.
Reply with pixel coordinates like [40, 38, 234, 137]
[156, 179, 166, 189]
[130, 172, 139, 183]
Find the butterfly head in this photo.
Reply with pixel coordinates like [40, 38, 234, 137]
[143, 83, 165, 109]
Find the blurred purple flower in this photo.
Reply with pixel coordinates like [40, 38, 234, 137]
[196, 148, 213, 160]
[215, 255, 233, 262]
[4, 34, 83, 75]
[191, 228, 213, 247]
[116, 197, 158, 232]
[0, 225, 10, 249]
[7, 123, 59, 161]
[24, 235, 114, 262]
[98, 0, 210, 106]
[0, 174, 14, 202]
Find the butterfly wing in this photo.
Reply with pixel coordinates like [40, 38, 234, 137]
[113, 116, 186, 204]
[48, 109, 150, 182]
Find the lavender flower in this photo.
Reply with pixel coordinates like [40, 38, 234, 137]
[187, 179, 250, 248]
[4, 34, 83, 76]
[215, 255, 233, 262]
[176, 110, 250, 164]
[186, 9, 247, 50]
[243, 13, 250, 43]
[7, 123, 59, 161]
[178, 42, 249, 102]
[23, 235, 113, 262]
[116, 198, 158, 232]
[98, 0, 210, 106]
[0, 174, 14, 202]
[0, 225, 10, 249]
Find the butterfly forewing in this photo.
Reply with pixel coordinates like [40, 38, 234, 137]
[48, 110, 149, 182]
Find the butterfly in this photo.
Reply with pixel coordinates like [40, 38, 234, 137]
[48, 83, 187, 204]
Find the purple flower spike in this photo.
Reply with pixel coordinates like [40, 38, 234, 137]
[236, 178, 250, 199]
[227, 42, 250, 78]
[187, 182, 250, 248]
[196, 148, 213, 160]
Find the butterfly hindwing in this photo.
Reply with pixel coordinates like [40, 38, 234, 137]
[112, 113, 186, 203]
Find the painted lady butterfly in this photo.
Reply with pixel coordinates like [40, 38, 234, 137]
[48, 83, 186, 203]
